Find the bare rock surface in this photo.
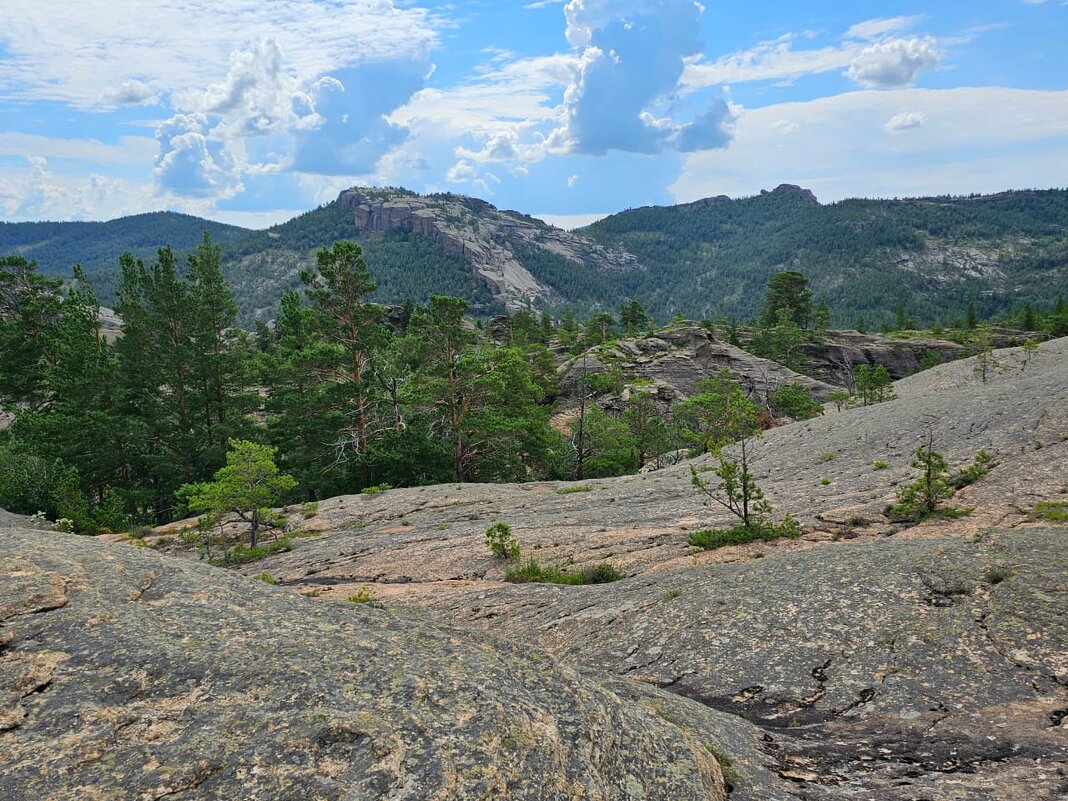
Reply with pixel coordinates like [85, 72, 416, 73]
[0, 527, 761, 801]
[559, 323, 839, 404]
[226, 337, 1067, 597]
[338, 187, 639, 309]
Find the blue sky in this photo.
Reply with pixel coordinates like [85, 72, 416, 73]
[1, 0, 1065, 229]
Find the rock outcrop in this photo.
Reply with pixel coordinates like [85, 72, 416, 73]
[559, 323, 840, 405]
[0, 527, 768, 801]
[150, 336, 1067, 798]
[337, 188, 639, 308]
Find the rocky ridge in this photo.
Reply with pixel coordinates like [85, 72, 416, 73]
[337, 188, 639, 308]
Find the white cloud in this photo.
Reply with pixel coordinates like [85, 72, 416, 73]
[99, 79, 159, 106]
[683, 35, 854, 89]
[551, 0, 734, 155]
[0, 132, 157, 166]
[153, 113, 243, 199]
[845, 37, 939, 88]
[0, 0, 440, 107]
[845, 16, 922, 41]
[671, 88, 1068, 203]
[177, 38, 321, 138]
[884, 110, 927, 133]
[532, 211, 608, 229]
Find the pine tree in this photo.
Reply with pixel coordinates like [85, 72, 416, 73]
[301, 241, 384, 478]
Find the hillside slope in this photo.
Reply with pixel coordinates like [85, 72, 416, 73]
[0, 212, 251, 277]
[583, 185, 1068, 324]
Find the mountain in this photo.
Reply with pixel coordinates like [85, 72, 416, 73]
[0, 212, 252, 276]
[2, 185, 1066, 324]
[220, 187, 639, 319]
[582, 184, 1068, 324]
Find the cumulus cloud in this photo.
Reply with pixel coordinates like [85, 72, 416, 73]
[884, 110, 927, 133]
[0, 0, 439, 107]
[178, 39, 321, 138]
[552, 0, 734, 155]
[671, 88, 1068, 204]
[845, 37, 939, 88]
[153, 113, 243, 199]
[289, 60, 426, 176]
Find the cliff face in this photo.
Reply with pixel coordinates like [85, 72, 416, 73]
[337, 188, 639, 308]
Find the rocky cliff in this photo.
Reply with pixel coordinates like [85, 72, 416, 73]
[337, 188, 639, 308]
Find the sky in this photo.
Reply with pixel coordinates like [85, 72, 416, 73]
[0, 0, 1065, 229]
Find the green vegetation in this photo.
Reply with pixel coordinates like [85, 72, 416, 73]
[873, 460, 889, 470]
[556, 485, 592, 495]
[504, 559, 623, 585]
[1034, 501, 1068, 521]
[687, 519, 800, 551]
[889, 434, 981, 522]
[581, 187, 1068, 323]
[211, 536, 293, 565]
[178, 440, 297, 549]
[768, 383, 822, 421]
[855, 364, 895, 405]
[348, 587, 377, 604]
[485, 522, 521, 560]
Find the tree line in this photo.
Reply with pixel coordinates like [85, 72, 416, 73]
[2, 240, 1060, 533]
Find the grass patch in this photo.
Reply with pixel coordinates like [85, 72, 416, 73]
[257, 572, 277, 585]
[1035, 500, 1068, 521]
[211, 536, 292, 565]
[687, 518, 800, 551]
[504, 559, 623, 585]
[361, 483, 392, 495]
[819, 477, 831, 486]
[819, 452, 836, 462]
[873, 460, 889, 470]
[300, 501, 318, 519]
[348, 587, 376, 604]
[556, 485, 592, 495]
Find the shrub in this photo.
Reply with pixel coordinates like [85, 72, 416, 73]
[211, 536, 293, 565]
[855, 364, 895, 405]
[348, 587, 376, 603]
[768, 383, 822, 421]
[888, 433, 954, 521]
[361, 483, 392, 495]
[983, 565, 1012, 585]
[300, 501, 319, 519]
[819, 477, 831, 486]
[504, 559, 623, 585]
[485, 522, 520, 560]
[951, 450, 996, 489]
[687, 518, 800, 551]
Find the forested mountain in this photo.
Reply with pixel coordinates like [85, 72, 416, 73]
[0, 212, 252, 277]
[2, 185, 1066, 325]
[581, 185, 1068, 325]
